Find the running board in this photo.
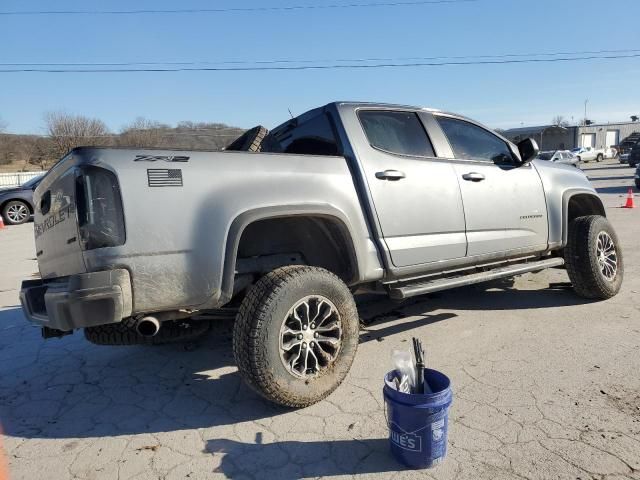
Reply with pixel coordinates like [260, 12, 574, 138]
[387, 257, 565, 300]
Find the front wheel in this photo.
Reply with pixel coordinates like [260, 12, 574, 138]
[233, 266, 359, 408]
[2, 200, 30, 225]
[565, 216, 623, 299]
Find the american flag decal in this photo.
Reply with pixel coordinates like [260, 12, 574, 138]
[147, 169, 183, 187]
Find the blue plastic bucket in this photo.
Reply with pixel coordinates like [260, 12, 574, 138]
[383, 369, 453, 469]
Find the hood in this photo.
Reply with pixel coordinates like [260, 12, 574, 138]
[0, 186, 22, 195]
[532, 158, 595, 192]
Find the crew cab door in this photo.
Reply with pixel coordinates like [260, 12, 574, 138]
[432, 114, 548, 257]
[346, 108, 467, 267]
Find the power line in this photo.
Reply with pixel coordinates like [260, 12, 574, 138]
[4, 48, 640, 67]
[0, 0, 478, 16]
[0, 53, 638, 73]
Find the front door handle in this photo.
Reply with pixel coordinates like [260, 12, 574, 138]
[375, 169, 406, 181]
[462, 172, 486, 182]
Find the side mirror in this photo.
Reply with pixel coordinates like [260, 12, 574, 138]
[516, 138, 539, 165]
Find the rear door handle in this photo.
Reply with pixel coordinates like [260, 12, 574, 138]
[375, 170, 406, 181]
[462, 172, 486, 182]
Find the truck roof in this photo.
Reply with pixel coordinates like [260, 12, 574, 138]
[331, 101, 444, 114]
[328, 101, 478, 125]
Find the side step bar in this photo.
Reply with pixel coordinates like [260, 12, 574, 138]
[388, 257, 565, 300]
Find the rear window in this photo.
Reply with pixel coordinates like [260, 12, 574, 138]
[265, 113, 340, 156]
[76, 167, 126, 250]
[358, 110, 435, 157]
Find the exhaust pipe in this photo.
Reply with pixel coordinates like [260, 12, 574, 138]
[136, 316, 160, 337]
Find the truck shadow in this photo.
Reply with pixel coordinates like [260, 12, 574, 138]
[204, 436, 397, 478]
[0, 280, 592, 441]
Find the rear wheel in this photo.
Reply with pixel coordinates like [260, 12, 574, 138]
[233, 266, 359, 408]
[565, 215, 623, 299]
[2, 200, 30, 225]
[596, 153, 604, 162]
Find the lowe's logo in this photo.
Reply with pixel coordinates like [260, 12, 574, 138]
[389, 429, 422, 452]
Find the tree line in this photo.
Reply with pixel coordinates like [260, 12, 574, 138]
[0, 112, 245, 171]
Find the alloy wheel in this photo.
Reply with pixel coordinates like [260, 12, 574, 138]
[596, 231, 618, 281]
[279, 295, 343, 378]
[6, 203, 29, 224]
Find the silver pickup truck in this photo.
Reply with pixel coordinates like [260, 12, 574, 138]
[20, 102, 623, 407]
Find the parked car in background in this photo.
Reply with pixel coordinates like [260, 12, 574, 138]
[571, 146, 605, 163]
[635, 163, 640, 189]
[629, 144, 640, 168]
[604, 147, 618, 159]
[0, 175, 43, 225]
[536, 150, 580, 167]
[614, 132, 640, 161]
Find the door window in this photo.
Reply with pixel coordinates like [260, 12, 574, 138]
[436, 116, 514, 164]
[358, 110, 435, 157]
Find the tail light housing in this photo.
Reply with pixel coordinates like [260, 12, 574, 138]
[75, 166, 126, 250]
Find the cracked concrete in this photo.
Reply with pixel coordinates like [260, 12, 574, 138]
[1, 160, 639, 479]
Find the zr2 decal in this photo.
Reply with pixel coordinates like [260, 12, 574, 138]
[134, 155, 190, 163]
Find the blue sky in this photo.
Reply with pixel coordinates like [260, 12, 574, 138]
[1, 0, 639, 134]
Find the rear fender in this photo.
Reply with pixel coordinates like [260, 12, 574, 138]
[220, 205, 360, 304]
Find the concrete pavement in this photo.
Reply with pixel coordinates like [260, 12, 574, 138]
[0, 160, 638, 479]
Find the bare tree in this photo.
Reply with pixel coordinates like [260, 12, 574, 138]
[25, 137, 55, 171]
[44, 111, 111, 158]
[0, 116, 7, 132]
[551, 115, 570, 127]
[119, 117, 166, 148]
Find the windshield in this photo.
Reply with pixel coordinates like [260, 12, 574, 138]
[537, 152, 554, 160]
[21, 175, 44, 188]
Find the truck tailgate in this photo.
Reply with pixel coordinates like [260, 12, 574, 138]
[33, 158, 87, 278]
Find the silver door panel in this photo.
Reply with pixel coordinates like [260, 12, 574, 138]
[453, 163, 548, 256]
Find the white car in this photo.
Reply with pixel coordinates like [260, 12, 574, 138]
[536, 150, 580, 167]
[571, 146, 605, 163]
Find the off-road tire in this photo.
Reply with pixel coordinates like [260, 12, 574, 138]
[565, 215, 624, 299]
[84, 318, 210, 346]
[225, 126, 269, 152]
[2, 200, 30, 225]
[233, 266, 359, 408]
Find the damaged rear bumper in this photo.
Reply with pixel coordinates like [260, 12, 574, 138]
[20, 269, 133, 332]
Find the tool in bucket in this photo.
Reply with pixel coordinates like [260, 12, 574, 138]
[384, 337, 452, 469]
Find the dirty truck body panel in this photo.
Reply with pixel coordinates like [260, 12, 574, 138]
[32, 147, 381, 320]
[21, 101, 605, 332]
